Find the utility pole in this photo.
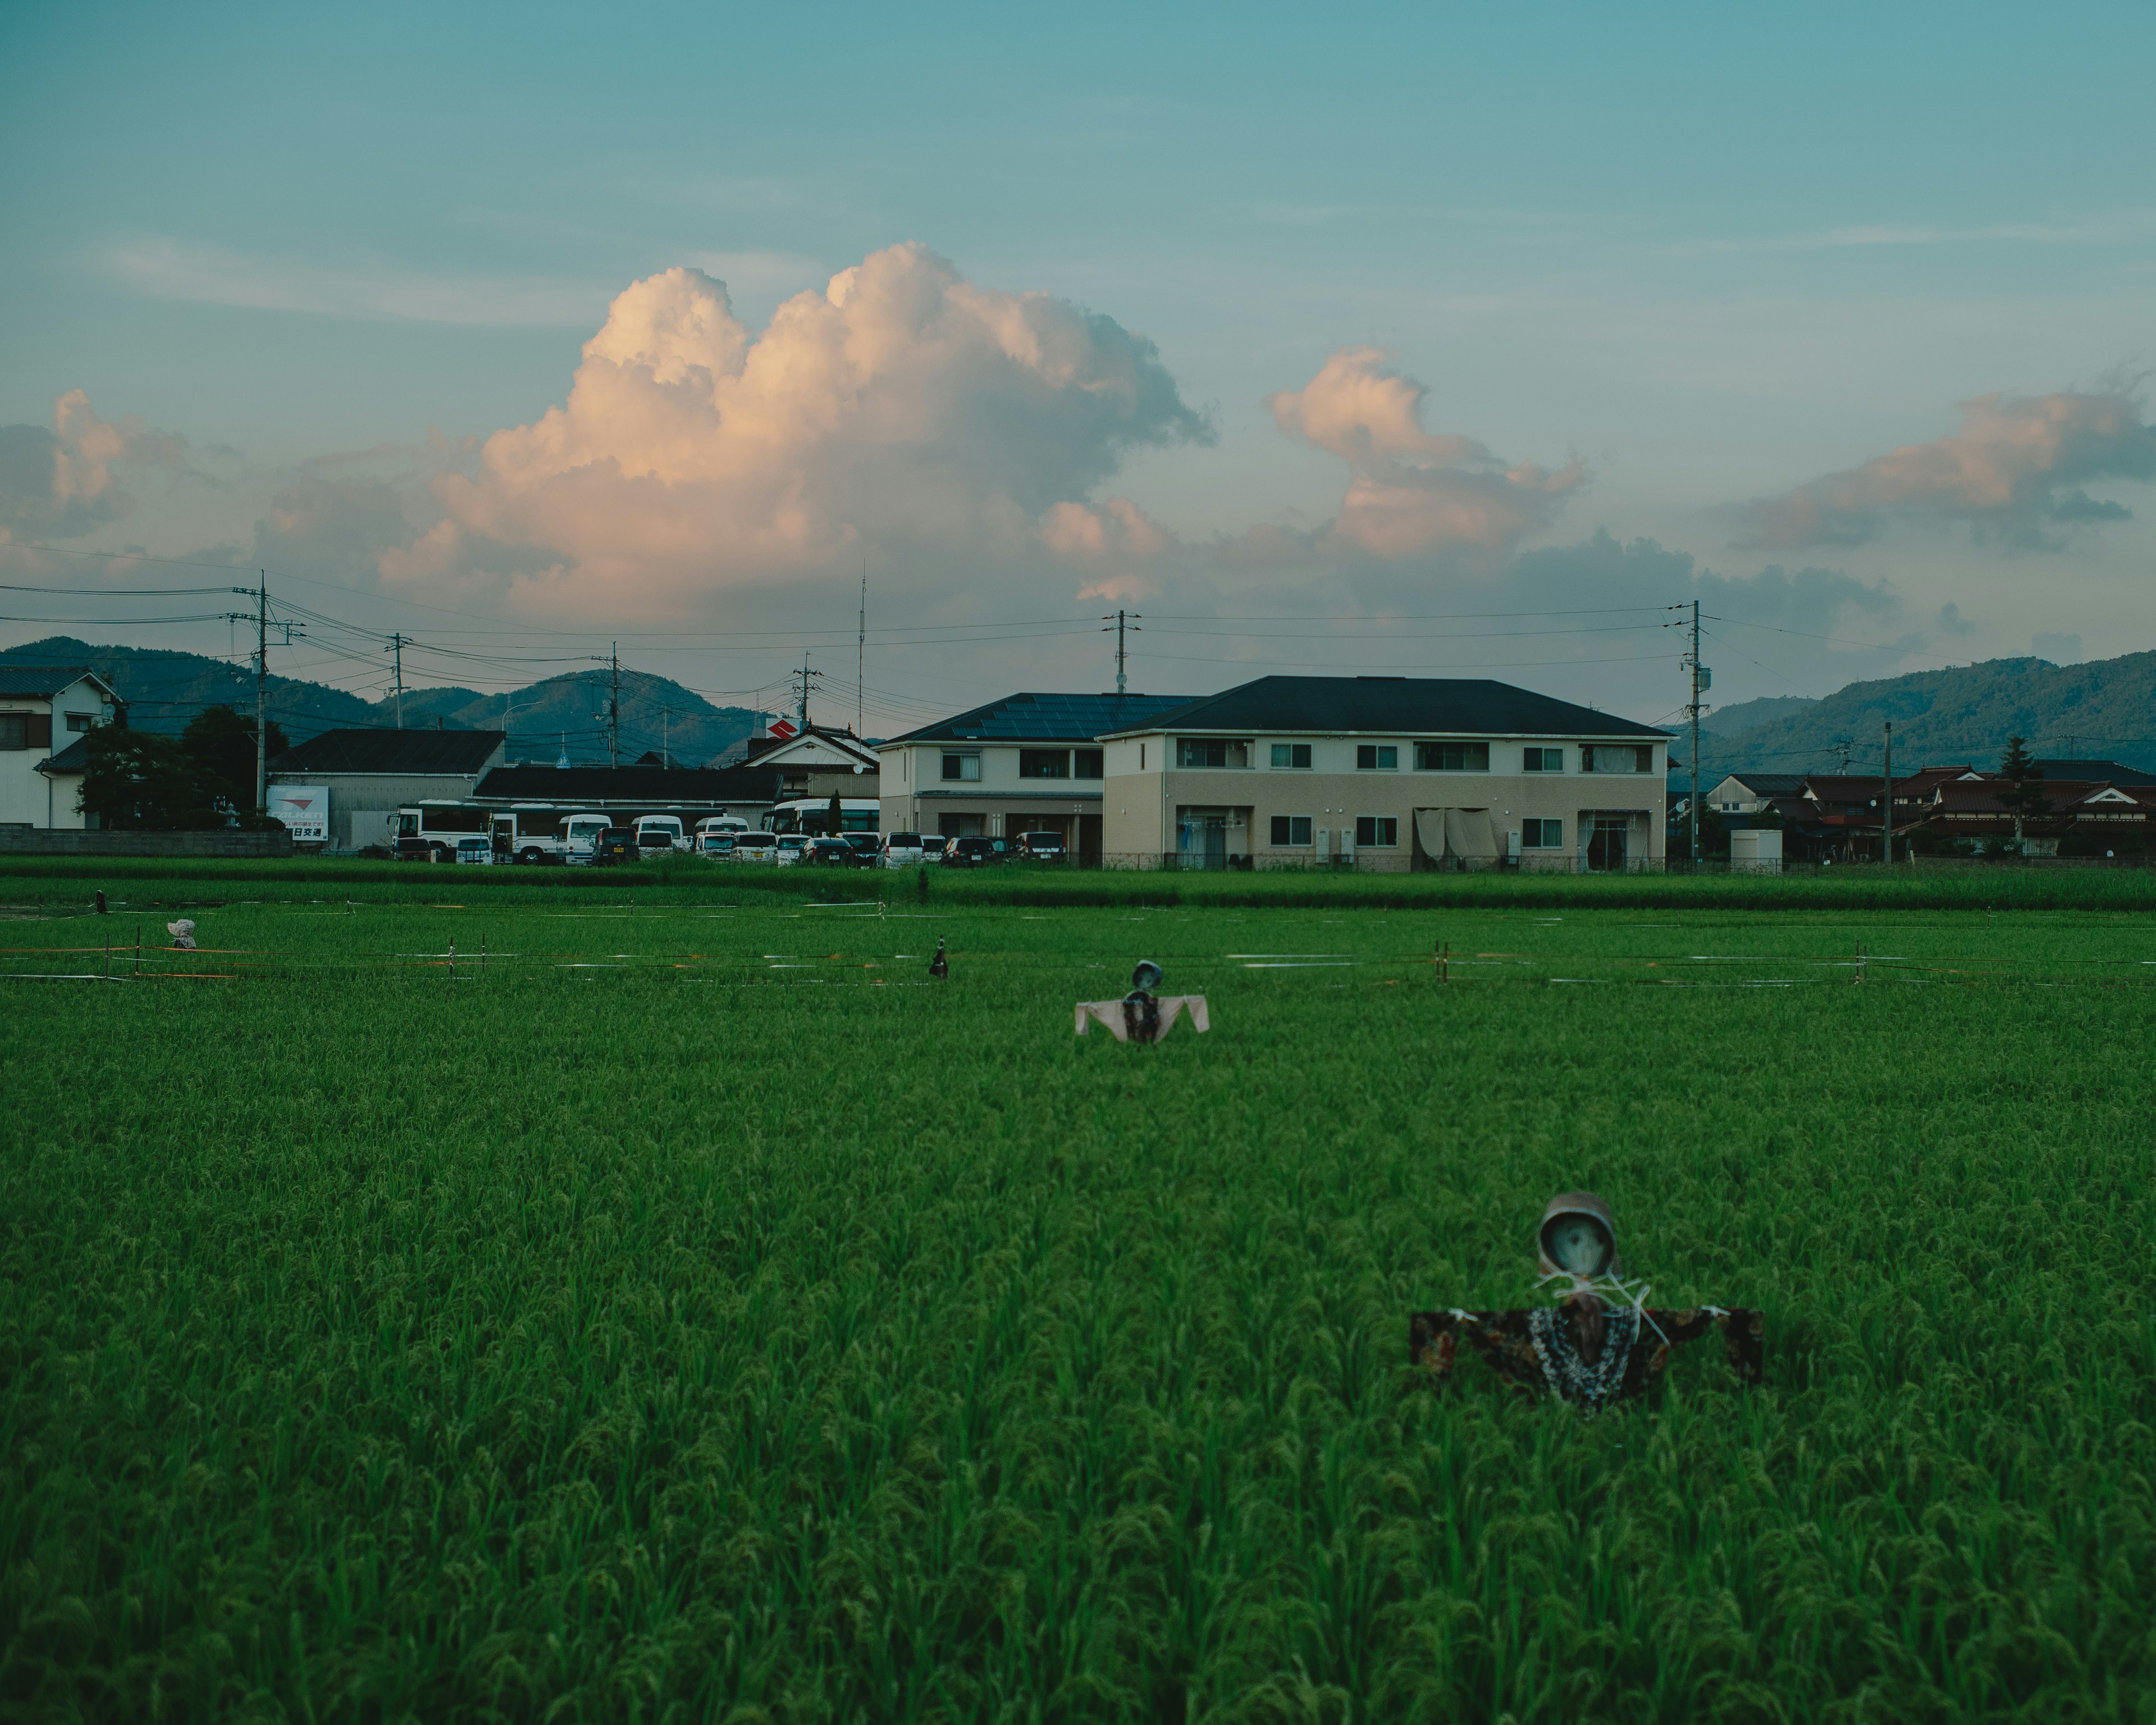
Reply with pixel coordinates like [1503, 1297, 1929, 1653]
[254, 572, 268, 812]
[1881, 719, 1893, 865]
[794, 653, 821, 730]
[387, 634, 408, 729]
[661, 706, 670, 772]
[608, 644, 620, 768]
[857, 562, 867, 738]
[1832, 736, 1853, 772]
[1680, 599, 1709, 868]
[1103, 610, 1140, 696]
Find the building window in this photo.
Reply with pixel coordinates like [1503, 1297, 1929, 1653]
[942, 751, 981, 782]
[1582, 745, 1652, 774]
[1270, 743, 1312, 769]
[1075, 749, 1103, 779]
[1177, 738, 1251, 768]
[0, 715, 27, 750]
[1356, 745, 1398, 770]
[65, 713, 94, 734]
[1414, 740, 1489, 772]
[1355, 816, 1398, 846]
[1522, 818, 1563, 848]
[1523, 746, 1564, 772]
[1268, 814, 1313, 845]
[939, 813, 984, 837]
[1019, 748, 1070, 779]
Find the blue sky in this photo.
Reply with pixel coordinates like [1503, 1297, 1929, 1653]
[3, 0, 2152, 736]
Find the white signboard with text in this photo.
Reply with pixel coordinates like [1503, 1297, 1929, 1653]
[267, 784, 330, 843]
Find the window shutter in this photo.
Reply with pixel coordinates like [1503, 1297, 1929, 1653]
[28, 714, 51, 747]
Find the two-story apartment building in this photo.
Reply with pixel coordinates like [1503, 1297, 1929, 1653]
[1, 665, 123, 829]
[1098, 676, 1671, 871]
[877, 692, 1196, 864]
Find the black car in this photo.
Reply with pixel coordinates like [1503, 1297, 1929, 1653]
[589, 827, 640, 865]
[804, 836, 862, 866]
[945, 836, 1007, 868]
[842, 833, 882, 864]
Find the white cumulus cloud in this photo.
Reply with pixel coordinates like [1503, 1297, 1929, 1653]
[400, 243, 1207, 604]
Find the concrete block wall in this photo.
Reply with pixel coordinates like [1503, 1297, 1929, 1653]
[0, 829, 297, 857]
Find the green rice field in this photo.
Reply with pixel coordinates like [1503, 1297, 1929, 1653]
[6, 862, 2156, 1722]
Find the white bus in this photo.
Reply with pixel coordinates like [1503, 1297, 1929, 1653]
[766, 797, 881, 836]
[394, 800, 491, 861]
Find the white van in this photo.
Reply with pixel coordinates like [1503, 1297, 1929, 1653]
[633, 814, 687, 855]
[696, 815, 750, 855]
[772, 834, 809, 868]
[560, 813, 611, 865]
[881, 832, 925, 868]
[727, 831, 778, 863]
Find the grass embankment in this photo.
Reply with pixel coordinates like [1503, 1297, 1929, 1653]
[4, 882, 2155, 1719]
[6, 850, 2156, 913]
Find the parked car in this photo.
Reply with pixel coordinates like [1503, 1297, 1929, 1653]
[588, 827, 640, 865]
[806, 836, 863, 866]
[728, 832, 779, 862]
[700, 836, 736, 859]
[633, 815, 686, 854]
[771, 834, 810, 867]
[453, 836, 495, 865]
[920, 835, 949, 863]
[696, 816, 750, 854]
[842, 833, 881, 865]
[882, 831, 925, 868]
[394, 834, 437, 862]
[945, 836, 1007, 868]
[1015, 830, 1066, 861]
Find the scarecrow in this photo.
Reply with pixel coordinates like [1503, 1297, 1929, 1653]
[1410, 1193, 1763, 1417]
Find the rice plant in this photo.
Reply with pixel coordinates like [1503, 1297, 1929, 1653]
[3, 873, 2154, 1721]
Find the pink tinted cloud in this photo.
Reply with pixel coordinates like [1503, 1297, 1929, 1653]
[1266, 348, 1586, 560]
[1744, 387, 2156, 547]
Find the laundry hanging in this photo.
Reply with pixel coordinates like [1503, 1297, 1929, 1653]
[1413, 808, 1501, 869]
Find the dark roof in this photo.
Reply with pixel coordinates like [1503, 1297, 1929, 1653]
[1103, 676, 1668, 740]
[1718, 772, 1808, 796]
[35, 735, 93, 774]
[474, 764, 784, 804]
[885, 691, 1202, 746]
[270, 728, 506, 775]
[2029, 759, 2156, 786]
[0, 664, 117, 701]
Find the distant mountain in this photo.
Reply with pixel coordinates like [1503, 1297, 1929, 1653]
[446, 668, 763, 766]
[1702, 651, 2156, 777]
[0, 636, 378, 735]
[0, 637, 766, 766]
[1699, 694, 1817, 736]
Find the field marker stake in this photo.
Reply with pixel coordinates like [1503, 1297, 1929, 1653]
[134, 924, 141, 978]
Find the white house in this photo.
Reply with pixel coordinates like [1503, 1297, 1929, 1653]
[0, 665, 122, 828]
[876, 692, 1199, 863]
[1097, 675, 1673, 871]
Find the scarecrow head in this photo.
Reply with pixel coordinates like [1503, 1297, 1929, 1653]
[1537, 1192, 1619, 1283]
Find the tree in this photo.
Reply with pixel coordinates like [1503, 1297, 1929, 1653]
[77, 727, 229, 830]
[826, 790, 845, 838]
[182, 704, 289, 811]
[1993, 734, 2054, 854]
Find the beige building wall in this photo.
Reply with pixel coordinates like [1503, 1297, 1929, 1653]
[1102, 734, 1666, 870]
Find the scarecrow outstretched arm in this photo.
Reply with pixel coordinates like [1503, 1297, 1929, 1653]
[1410, 1305, 1765, 1392]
